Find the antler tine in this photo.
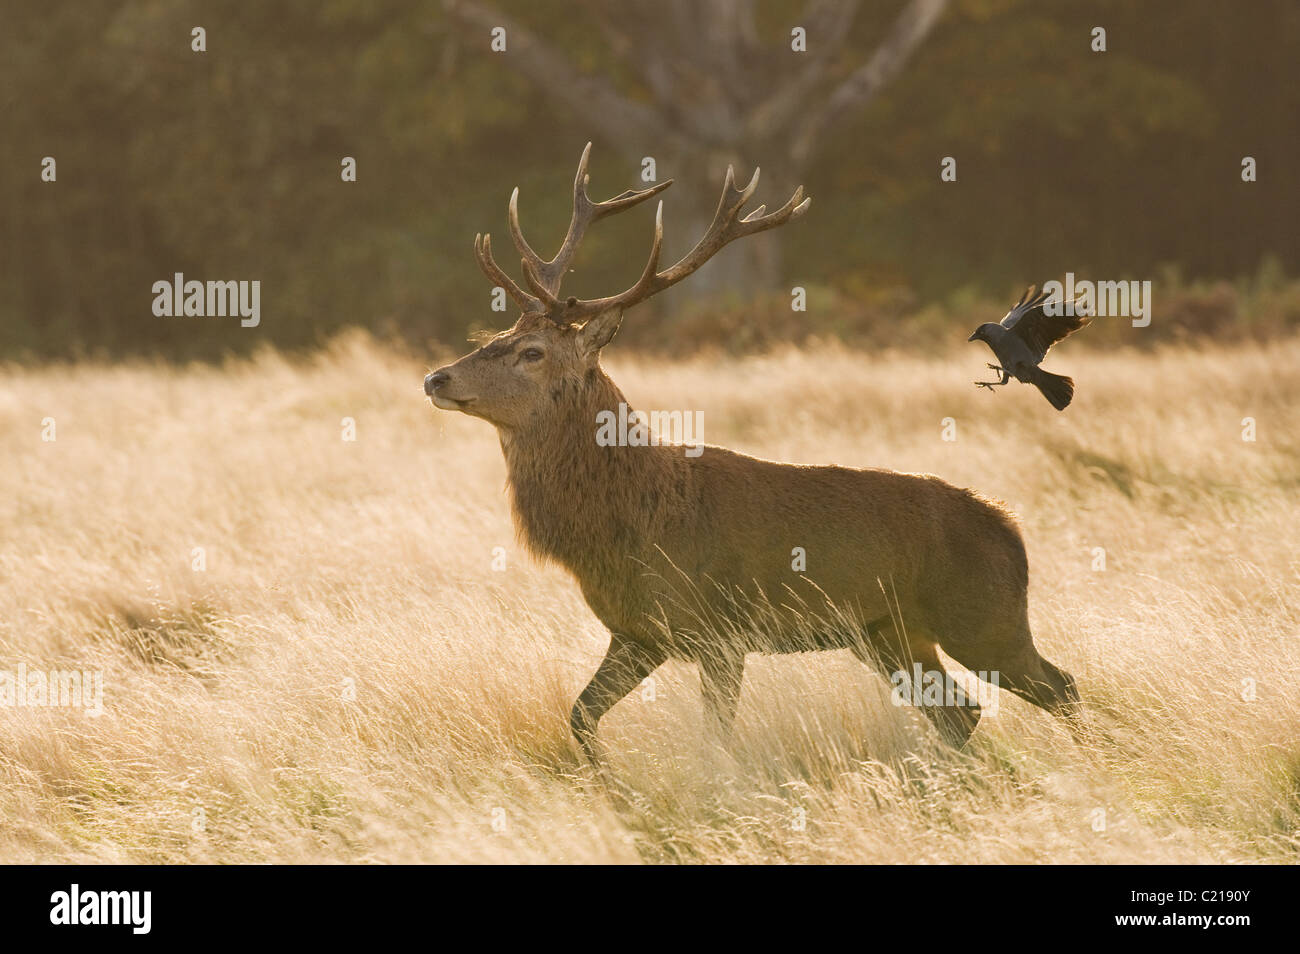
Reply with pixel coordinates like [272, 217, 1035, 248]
[734, 166, 761, 207]
[543, 179, 671, 295]
[474, 233, 539, 313]
[508, 142, 674, 300]
[557, 168, 809, 324]
[572, 140, 593, 210]
[506, 188, 546, 283]
[738, 185, 810, 232]
[537, 142, 598, 291]
[650, 168, 808, 289]
[519, 254, 561, 312]
[555, 201, 667, 323]
[618, 201, 667, 305]
[589, 180, 673, 220]
[579, 141, 673, 222]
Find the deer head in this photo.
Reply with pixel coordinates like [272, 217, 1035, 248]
[425, 143, 810, 430]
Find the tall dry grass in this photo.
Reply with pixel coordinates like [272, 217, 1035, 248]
[1, 331, 1297, 863]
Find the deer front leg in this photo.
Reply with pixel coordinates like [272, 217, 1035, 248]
[571, 635, 666, 767]
[699, 648, 746, 745]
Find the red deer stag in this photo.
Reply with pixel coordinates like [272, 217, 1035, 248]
[426, 144, 1080, 764]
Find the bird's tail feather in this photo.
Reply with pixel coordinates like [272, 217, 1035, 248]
[1031, 369, 1074, 410]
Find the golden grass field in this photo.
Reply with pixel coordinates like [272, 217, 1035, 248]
[2, 331, 1298, 863]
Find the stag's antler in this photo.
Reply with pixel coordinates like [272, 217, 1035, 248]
[475, 142, 671, 317]
[474, 143, 810, 325]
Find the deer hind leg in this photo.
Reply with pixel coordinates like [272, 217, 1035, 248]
[854, 618, 981, 749]
[571, 635, 667, 767]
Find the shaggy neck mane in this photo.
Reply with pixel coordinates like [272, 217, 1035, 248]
[498, 366, 687, 577]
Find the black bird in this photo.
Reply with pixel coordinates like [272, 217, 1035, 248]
[968, 285, 1091, 410]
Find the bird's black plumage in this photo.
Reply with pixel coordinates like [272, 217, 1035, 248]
[999, 284, 1091, 362]
[968, 284, 1091, 410]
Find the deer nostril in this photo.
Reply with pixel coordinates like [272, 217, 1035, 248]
[424, 371, 450, 396]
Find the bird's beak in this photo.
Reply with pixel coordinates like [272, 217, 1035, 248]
[967, 331, 978, 342]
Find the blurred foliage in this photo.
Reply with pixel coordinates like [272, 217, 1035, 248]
[621, 257, 1300, 355]
[1, 0, 1297, 360]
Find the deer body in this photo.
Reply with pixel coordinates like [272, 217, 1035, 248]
[511, 376, 1031, 653]
[428, 145, 1080, 761]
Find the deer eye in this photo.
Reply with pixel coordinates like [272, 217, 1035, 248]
[520, 347, 544, 362]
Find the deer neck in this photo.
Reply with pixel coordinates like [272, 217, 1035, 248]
[498, 367, 682, 574]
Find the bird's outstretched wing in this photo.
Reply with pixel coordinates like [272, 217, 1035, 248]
[1000, 284, 1091, 363]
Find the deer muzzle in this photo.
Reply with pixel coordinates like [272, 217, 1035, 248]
[425, 369, 476, 411]
[424, 370, 448, 396]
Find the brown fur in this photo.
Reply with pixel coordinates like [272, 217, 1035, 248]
[428, 316, 1081, 760]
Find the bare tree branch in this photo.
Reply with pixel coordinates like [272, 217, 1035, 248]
[441, 0, 690, 160]
[583, 1, 680, 110]
[693, 0, 760, 108]
[442, 0, 948, 292]
[745, 0, 862, 142]
[618, 0, 759, 142]
[789, 0, 948, 168]
[582, 0, 735, 142]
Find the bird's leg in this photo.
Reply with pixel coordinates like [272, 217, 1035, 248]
[974, 364, 1010, 390]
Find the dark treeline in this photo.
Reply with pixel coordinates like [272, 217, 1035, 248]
[2, 0, 1297, 360]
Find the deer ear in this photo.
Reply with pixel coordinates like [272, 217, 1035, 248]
[576, 309, 623, 358]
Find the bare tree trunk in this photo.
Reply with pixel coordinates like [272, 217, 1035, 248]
[442, 0, 947, 299]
